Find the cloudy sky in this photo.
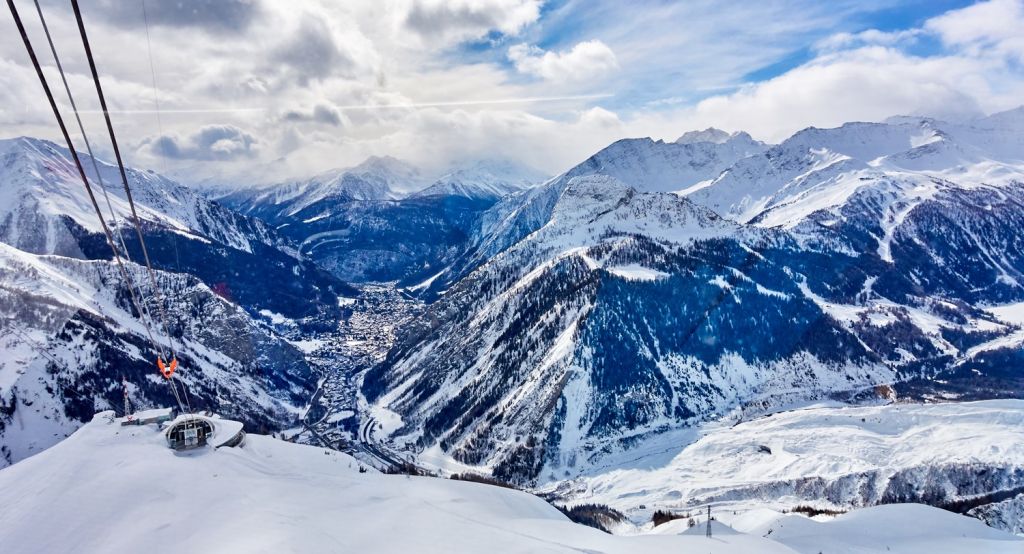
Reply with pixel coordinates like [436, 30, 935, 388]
[2, 0, 1023, 183]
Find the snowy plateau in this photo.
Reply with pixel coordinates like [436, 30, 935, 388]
[2, 108, 1024, 552]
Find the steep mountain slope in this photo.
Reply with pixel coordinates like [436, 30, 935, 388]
[362, 177, 933, 483]
[675, 111, 1024, 390]
[362, 114, 1024, 483]
[0, 137, 349, 321]
[0, 243, 316, 467]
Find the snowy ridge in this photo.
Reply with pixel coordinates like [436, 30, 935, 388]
[430, 133, 768, 293]
[215, 155, 421, 221]
[0, 137, 282, 256]
[411, 159, 547, 201]
[566, 132, 766, 194]
[675, 127, 735, 144]
[686, 109, 1024, 228]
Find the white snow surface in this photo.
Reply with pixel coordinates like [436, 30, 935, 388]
[0, 412, 799, 553]
[567, 133, 766, 194]
[1, 411, 1018, 553]
[549, 400, 1024, 520]
[606, 264, 669, 281]
[411, 159, 547, 200]
[732, 503, 1022, 554]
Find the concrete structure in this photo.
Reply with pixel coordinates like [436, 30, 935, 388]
[164, 414, 245, 451]
[121, 407, 174, 427]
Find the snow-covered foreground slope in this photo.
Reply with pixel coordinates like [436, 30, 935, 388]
[0, 413, 793, 554]
[548, 400, 1024, 534]
[1, 412, 1019, 554]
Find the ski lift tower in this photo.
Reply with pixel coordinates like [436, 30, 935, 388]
[122, 377, 132, 424]
[706, 505, 712, 538]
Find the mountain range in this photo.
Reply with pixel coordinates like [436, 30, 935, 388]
[0, 137, 350, 465]
[1, 110, 1023, 521]
[362, 108, 1024, 484]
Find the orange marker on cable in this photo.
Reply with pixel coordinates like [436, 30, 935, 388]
[157, 357, 177, 379]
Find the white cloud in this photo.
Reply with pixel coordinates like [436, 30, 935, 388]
[926, 0, 1024, 61]
[815, 29, 922, 52]
[401, 0, 541, 45]
[144, 125, 258, 161]
[2, 0, 1022, 184]
[509, 40, 619, 82]
[621, 0, 1024, 145]
[577, 106, 621, 128]
[680, 48, 988, 142]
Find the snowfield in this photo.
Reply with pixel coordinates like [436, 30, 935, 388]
[0, 411, 1019, 554]
[546, 400, 1024, 530]
[0, 412, 788, 553]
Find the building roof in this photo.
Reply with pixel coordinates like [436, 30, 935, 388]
[165, 414, 244, 449]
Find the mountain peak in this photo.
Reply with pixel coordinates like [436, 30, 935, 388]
[350, 155, 415, 175]
[675, 127, 733, 144]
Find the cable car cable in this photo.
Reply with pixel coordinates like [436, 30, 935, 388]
[31, 0, 132, 262]
[6, 0, 166, 365]
[70, 0, 178, 362]
[31, 0, 169, 359]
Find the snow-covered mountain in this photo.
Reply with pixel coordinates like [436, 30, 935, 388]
[0, 137, 287, 255]
[0, 138, 357, 467]
[422, 133, 769, 295]
[0, 242, 317, 467]
[362, 110, 1024, 485]
[217, 157, 545, 284]
[549, 400, 1024, 535]
[685, 108, 1024, 228]
[0, 136, 348, 321]
[5, 412, 1019, 553]
[364, 178, 892, 483]
[214, 155, 422, 221]
[412, 159, 547, 201]
[564, 131, 766, 195]
[3, 104, 1024, 543]
[676, 127, 735, 144]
